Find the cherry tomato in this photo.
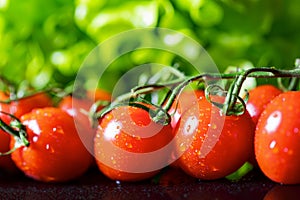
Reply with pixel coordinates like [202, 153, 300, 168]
[59, 95, 96, 153]
[246, 85, 282, 124]
[10, 107, 93, 182]
[94, 105, 174, 182]
[255, 91, 300, 184]
[175, 95, 255, 180]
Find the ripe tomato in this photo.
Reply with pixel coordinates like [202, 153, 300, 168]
[58, 95, 96, 153]
[175, 95, 255, 180]
[246, 85, 282, 124]
[94, 105, 174, 182]
[255, 91, 300, 184]
[10, 107, 93, 182]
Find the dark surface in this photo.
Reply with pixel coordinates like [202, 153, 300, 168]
[0, 167, 298, 200]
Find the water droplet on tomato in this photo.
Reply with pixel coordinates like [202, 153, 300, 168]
[126, 143, 133, 149]
[269, 140, 276, 149]
[179, 143, 187, 152]
[294, 127, 299, 134]
[211, 123, 217, 129]
[32, 136, 38, 143]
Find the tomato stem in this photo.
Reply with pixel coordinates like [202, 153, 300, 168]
[96, 59, 300, 122]
[0, 111, 29, 156]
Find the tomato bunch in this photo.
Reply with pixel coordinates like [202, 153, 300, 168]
[1, 65, 300, 186]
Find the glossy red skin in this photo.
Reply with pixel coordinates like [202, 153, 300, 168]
[255, 91, 300, 184]
[94, 105, 174, 182]
[59, 96, 96, 153]
[246, 85, 282, 125]
[169, 90, 205, 129]
[0, 92, 53, 119]
[176, 95, 255, 180]
[10, 107, 93, 182]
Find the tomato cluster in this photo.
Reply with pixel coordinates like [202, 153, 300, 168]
[1, 74, 300, 185]
[0, 88, 111, 182]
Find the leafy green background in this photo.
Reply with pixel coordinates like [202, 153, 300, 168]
[1, 0, 300, 91]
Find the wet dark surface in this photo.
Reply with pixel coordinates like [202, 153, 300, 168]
[0, 168, 298, 200]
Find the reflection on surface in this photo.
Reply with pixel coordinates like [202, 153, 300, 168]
[264, 185, 300, 200]
[0, 168, 276, 200]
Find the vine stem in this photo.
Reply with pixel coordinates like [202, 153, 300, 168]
[158, 66, 300, 121]
[0, 112, 29, 156]
[95, 64, 300, 124]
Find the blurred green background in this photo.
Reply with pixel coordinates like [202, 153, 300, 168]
[0, 0, 300, 91]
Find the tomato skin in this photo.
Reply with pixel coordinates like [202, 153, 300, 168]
[175, 96, 255, 180]
[169, 90, 205, 129]
[245, 85, 282, 166]
[59, 95, 96, 153]
[10, 107, 93, 182]
[86, 88, 112, 103]
[246, 85, 282, 125]
[0, 92, 53, 119]
[255, 91, 300, 184]
[94, 105, 174, 182]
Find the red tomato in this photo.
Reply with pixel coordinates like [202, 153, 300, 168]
[246, 85, 282, 124]
[175, 95, 255, 180]
[58, 95, 96, 154]
[10, 107, 93, 182]
[255, 91, 300, 184]
[94, 105, 174, 182]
